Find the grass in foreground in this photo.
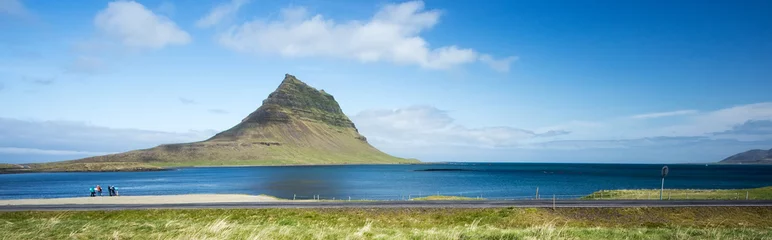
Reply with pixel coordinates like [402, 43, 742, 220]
[583, 186, 772, 200]
[1, 207, 771, 239]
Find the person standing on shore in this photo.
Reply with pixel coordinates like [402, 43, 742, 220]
[89, 187, 96, 197]
[96, 185, 102, 196]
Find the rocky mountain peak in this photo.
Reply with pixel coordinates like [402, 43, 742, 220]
[210, 74, 360, 141]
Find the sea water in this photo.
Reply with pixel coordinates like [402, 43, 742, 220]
[1, 163, 771, 200]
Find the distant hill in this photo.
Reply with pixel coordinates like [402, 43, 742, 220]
[719, 148, 772, 164]
[25, 74, 417, 172]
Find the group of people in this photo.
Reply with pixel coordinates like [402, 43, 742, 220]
[89, 185, 119, 197]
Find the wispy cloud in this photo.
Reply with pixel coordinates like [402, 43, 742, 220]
[178, 97, 198, 105]
[208, 109, 228, 114]
[715, 120, 772, 136]
[630, 110, 698, 119]
[356, 102, 772, 152]
[62, 55, 107, 75]
[217, 1, 515, 72]
[22, 76, 55, 85]
[196, 0, 249, 28]
[0, 117, 217, 155]
[353, 106, 569, 149]
[0, 0, 29, 17]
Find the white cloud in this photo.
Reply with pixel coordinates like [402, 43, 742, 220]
[0, 0, 27, 17]
[352, 106, 568, 148]
[196, 0, 249, 28]
[217, 1, 515, 71]
[94, 1, 191, 49]
[354, 102, 772, 153]
[629, 109, 698, 119]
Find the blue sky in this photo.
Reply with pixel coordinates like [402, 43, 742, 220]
[1, 0, 771, 163]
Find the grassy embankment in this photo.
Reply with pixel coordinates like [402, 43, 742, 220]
[583, 186, 772, 200]
[0, 162, 164, 174]
[412, 195, 484, 201]
[1, 207, 771, 239]
[0, 163, 21, 169]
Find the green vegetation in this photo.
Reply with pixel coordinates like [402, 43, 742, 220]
[0, 163, 23, 173]
[1, 207, 771, 239]
[583, 186, 772, 200]
[1, 162, 162, 173]
[0, 163, 21, 169]
[29, 74, 417, 172]
[412, 195, 484, 201]
[719, 147, 772, 164]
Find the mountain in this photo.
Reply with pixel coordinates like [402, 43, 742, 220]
[719, 148, 772, 164]
[27, 74, 417, 172]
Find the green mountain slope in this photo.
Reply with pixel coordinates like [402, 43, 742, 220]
[719, 148, 772, 164]
[31, 74, 417, 171]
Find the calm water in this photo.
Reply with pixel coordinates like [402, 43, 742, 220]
[1, 163, 771, 200]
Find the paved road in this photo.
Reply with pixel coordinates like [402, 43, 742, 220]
[2, 200, 772, 211]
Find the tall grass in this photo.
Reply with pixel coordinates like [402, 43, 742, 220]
[2, 207, 771, 239]
[583, 186, 772, 200]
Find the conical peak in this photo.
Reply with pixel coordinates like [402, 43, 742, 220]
[276, 74, 325, 95]
[240, 74, 353, 127]
[282, 73, 299, 83]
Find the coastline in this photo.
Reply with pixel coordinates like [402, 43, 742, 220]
[0, 194, 288, 205]
[0, 162, 431, 174]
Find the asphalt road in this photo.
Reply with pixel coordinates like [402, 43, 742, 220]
[2, 200, 772, 211]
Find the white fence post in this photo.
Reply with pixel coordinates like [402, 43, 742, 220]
[536, 187, 539, 200]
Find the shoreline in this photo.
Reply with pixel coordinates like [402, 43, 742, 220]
[0, 194, 290, 205]
[4, 161, 770, 175]
[0, 162, 432, 174]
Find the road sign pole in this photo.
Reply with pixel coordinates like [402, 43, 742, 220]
[660, 177, 664, 200]
[660, 165, 669, 201]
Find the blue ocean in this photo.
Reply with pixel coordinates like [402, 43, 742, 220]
[1, 163, 771, 200]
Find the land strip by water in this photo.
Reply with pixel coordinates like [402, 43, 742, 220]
[584, 186, 772, 200]
[2, 198, 772, 211]
[1, 207, 770, 239]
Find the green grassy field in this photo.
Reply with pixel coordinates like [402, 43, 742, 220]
[583, 186, 772, 200]
[1, 207, 770, 239]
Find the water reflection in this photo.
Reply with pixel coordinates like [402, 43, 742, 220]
[249, 166, 346, 199]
